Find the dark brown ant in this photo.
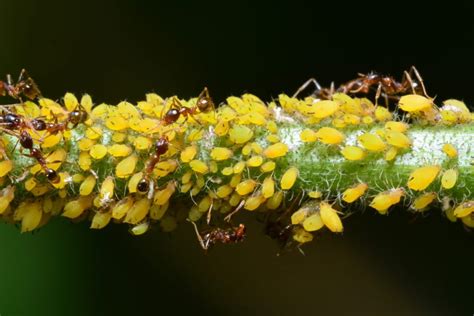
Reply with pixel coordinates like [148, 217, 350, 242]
[0, 69, 41, 101]
[189, 221, 246, 251]
[26, 148, 59, 183]
[37, 105, 88, 138]
[162, 87, 215, 126]
[136, 135, 169, 193]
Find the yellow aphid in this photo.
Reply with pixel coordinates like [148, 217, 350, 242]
[453, 201, 474, 218]
[124, 198, 151, 224]
[105, 114, 129, 131]
[399, 94, 432, 112]
[229, 125, 254, 144]
[100, 176, 115, 202]
[0, 186, 15, 214]
[441, 168, 458, 189]
[300, 129, 317, 142]
[263, 142, 288, 158]
[280, 167, 298, 190]
[180, 182, 193, 193]
[187, 129, 204, 142]
[112, 132, 127, 143]
[79, 175, 96, 196]
[362, 115, 374, 125]
[369, 188, 405, 214]
[342, 183, 368, 203]
[78, 138, 95, 151]
[384, 147, 398, 161]
[247, 155, 263, 167]
[236, 179, 257, 195]
[385, 121, 409, 133]
[233, 161, 246, 174]
[115, 154, 138, 178]
[242, 144, 252, 156]
[229, 173, 242, 187]
[181, 171, 193, 185]
[343, 114, 361, 125]
[266, 191, 284, 210]
[292, 226, 313, 244]
[85, 126, 103, 140]
[21, 202, 43, 233]
[262, 176, 275, 198]
[0, 160, 13, 177]
[441, 99, 471, 123]
[31, 185, 50, 197]
[62, 196, 93, 219]
[411, 192, 437, 211]
[341, 146, 365, 161]
[90, 211, 112, 229]
[189, 160, 209, 174]
[179, 145, 197, 163]
[311, 100, 339, 118]
[247, 112, 266, 125]
[260, 161, 276, 173]
[150, 202, 169, 220]
[319, 202, 343, 232]
[266, 120, 278, 133]
[228, 192, 241, 207]
[303, 212, 325, 232]
[41, 133, 62, 148]
[244, 195, 266, 211]
[24, 177, 37, 191]
[358, 133, 386, 152]
[250, 142, 263, 154]
[407, 165, 440, 191]
[442, 143, 457, 158]
[153, 181, 176, 206]
[108, 144, 132, 157]
[315, 127, 345, 145]
[291, 207, 309, 225]
[130, 221, 150, 236]
[89, 144, 108, 160]
[374, 106, 392, 121]
[216, 184, 233, 198]
[215, 120, 229, 136]
[385, 131, 411, 148]
[266, 134, 280, 143]
[133, 136, 152, 151]
[72, 174, 85, 183]
[210, 147, 233, 161]
[198, 195, 212, 213]
[332, 118, 346, 128]
[112, 196, 134, 220]
[221, 167, 233, 176]
[308, 191, 322, 199]
[462, 214, 474, 228]
[78, 152, 92, 171]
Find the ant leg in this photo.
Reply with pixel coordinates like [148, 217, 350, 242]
[188, 220, 207, 250]
[409, 66, 430, 98]
[292, 78, 323, 98]
[375, 82, 382, 106]
[402, 70, 417, 95]
[224, 199, 245, 222]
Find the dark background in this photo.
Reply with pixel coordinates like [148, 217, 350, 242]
[0, 1, 473, 315]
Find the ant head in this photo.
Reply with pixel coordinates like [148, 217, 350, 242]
[137, 178, 150, 193]
[46, 168, 60, 183]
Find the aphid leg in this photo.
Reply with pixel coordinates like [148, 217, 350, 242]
[224, 199, 245, 222]
[292, 78, 323, 98]
[188, 220, 207, 250]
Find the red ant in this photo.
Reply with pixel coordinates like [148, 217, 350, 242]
[162, 87, 215, 125]
[136, 135, 169, 193]
[0, 69, 41, 101]
[189, 220, 246, 251]
[26, 148, 60, 183]
[34, 105, 88, 140]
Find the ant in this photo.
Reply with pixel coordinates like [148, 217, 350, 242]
[189, 220, 246, 251]
[26, 148, 60, 183]
[34, 105, 88, 139]
[136, 135, 169, 194]
[337, 66, 429, 105]
[162, 87, 215, 126]
[0, 69, 41, 101]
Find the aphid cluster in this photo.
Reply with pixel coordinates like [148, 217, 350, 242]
[0, 68, 472, 252]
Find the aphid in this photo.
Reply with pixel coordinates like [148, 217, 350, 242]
[369, 188, 405, 214]
[190, 221, 246, 251]
[319, 202, 343, 233]
[358, 133, 386, 152]
[263, 142, 288, 158]
[411, 192, 437, 211]
[262, 176, 275, 198]
[314, 127, 345, 145]
[280, 167, 298, 190]
[210, 147, 233, 161]
[407, 165, 440, 191]
[130, 221, 150, 236]
[1, 69, 42, 101]
[342, 183, 368, 203]
[442, 143, 457, 158]
[385, 131, 411, 148]
[235, 179, 257, 196]
[136, 136, 169, 193]
[340, 146, 366, 161]
[90, 211, 112, 229]
[441, 168, 458, 189]
[453, 201, 474, 218]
